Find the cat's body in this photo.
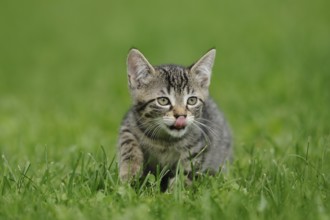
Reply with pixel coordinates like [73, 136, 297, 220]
[118, 49, 232, 189]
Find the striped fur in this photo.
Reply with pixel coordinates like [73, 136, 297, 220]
[118, 49, 232, 189]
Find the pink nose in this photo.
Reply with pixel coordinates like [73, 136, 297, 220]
[174, 116, 187, 129]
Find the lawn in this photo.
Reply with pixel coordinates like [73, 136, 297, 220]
[0, 0, 329, 219]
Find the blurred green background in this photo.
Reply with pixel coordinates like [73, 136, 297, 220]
[1, 0, 329, 164]
[1, 0, 330, 219]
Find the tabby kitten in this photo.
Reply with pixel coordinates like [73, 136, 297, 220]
[118, 48, 232, 189]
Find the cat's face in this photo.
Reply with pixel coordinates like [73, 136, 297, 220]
[127, 49, 216, 138]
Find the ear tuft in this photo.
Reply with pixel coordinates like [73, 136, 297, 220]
[127, 49, 155, 89]
[190, 49, 216, 88]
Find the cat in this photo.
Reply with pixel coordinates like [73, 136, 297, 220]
[117, 48, 232, 190]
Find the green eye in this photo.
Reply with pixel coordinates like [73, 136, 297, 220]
[157, 97, 170, 106]
[187, 97, 198, 105]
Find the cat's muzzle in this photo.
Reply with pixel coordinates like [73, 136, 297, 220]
[169, 116, 187, 130]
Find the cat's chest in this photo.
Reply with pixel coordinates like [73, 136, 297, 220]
[141, 140, 189, 166]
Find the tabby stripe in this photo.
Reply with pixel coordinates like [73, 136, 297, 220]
[135, 99, 156, 112]
[144, 112, 153, 118]
[160, 89, 166, 95]
[121, 154, 133, 162]
[121, 128, 131, 134]
[120, 139, 134, 146]
[182, 74, 188, 92]
[121, 148, 132, 158]
[120, 145, 134, 159]
[181, 72, 188, 92]
[161, 67, 172, 94]
[183, 71, 189, 83]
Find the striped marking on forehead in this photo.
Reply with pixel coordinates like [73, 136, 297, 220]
[158, 65, 190, 94]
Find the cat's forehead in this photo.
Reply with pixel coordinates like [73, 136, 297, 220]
[155, 64, 187, 73]
[155, 64, 191, 94]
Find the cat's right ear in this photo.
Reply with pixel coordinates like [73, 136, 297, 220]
[127, 49, 155, 89]
[189, 49, 216, 89]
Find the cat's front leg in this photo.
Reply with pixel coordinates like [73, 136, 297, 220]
[118, 132, 144, 182]
[167, 159, 199, 190]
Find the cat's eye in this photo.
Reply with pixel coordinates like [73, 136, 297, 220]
[157, 97, 171, 106]
[187, 97, 198, 105]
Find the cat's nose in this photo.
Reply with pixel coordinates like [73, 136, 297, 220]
[173, 106, 186, 118]
[174, 114, 187, 119]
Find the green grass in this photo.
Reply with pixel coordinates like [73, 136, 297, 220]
[1, 0, 329, 219]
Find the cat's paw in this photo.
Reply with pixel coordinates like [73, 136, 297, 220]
[167, 176, 193, 192]
[119, 163, 142, 182]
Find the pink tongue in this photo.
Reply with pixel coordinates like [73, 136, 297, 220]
[174, 116, 186, 128]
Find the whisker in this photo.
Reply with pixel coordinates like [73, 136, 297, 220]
[150, 123, 163, 140]
[193, 120, 221, 140]
[145, 122, 160, 137]
[191, 122, 211, 144]
[196, 118, 224, 132]
[138, 118, 164, 143]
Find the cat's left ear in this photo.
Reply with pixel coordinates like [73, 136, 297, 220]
[127, 49, 155, 89]
[190, 49, 216, 88]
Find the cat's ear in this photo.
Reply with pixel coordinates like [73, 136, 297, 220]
[127, 48, 155, 89]
[190, 49, 216, 88]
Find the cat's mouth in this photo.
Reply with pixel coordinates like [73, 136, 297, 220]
[162, 116, 189, 137]
[168, 125, 186, 131]
[168, 116, 187, 130]
[165, 124, 188, 138]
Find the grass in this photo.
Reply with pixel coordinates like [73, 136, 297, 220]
[0, 0, 330, 219]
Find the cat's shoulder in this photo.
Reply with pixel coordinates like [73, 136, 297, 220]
[203, 97, 225, 118]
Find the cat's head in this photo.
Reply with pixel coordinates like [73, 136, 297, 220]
[127, 48, 216, 138]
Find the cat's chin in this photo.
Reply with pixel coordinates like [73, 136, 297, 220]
[165, 126, 187, 138]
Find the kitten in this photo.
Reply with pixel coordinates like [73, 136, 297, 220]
[118, 48, 232, 189]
